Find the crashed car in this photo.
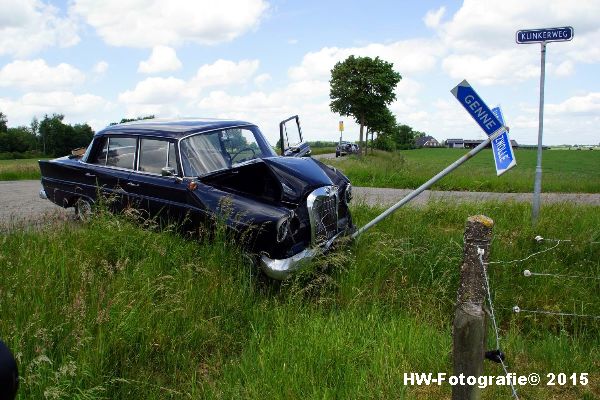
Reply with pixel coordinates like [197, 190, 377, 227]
[38, 118, 355, 279]
[335, 141, 360, 157]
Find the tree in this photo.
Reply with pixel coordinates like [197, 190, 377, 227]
[38, 114, 94, 156]
[110, 115, 155, 126]
[329, 55, 401, 156]
[365, 107, 396, 154]
[392, 124, 416, 150]
[0, 112, 7, 134]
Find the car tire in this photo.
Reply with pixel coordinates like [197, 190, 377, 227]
[74, 197, 93, 221]
[335, 152, 339, 157]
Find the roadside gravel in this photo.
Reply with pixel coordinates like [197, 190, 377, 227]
[1, 180, 598, 227]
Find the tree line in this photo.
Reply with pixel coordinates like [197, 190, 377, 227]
[0, 113, 156, 159]
[0, 112, 94, 159]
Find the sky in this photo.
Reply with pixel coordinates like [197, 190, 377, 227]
[0, 0, 599, 146]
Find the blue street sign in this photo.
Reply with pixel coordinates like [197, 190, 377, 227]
[451, 80, 516, 176]
[491, 107, 517, 176]
[516, 27, 573, 44]
[451, 80, 503, 136]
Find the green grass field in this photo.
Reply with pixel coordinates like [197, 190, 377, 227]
[329, 149, 600, 193]
[0, 158, 45, 181]
[1, 201, 599, 399]
[309, 146, 336, 155]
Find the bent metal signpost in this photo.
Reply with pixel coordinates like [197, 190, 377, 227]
[516, 26, 574, 223]
[352, 80, 512, 239]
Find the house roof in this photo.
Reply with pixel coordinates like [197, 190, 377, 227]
[415, 135, 439, 146]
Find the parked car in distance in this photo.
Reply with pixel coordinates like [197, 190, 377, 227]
[38, 118, 355, 279]
[336, 141, 360, 157]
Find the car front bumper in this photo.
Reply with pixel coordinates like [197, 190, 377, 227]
[259, 230, 348, 280]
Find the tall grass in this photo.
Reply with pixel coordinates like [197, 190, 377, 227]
[0, 201, 599, 399]
[0, 158, 44, 181]
[328, 149, 600, 193]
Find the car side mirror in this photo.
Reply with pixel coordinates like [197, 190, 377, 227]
[161, 167, 176, 177]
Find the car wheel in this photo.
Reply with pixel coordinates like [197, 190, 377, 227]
[335, 152, 339, 157]
[74, 198, 93, 221]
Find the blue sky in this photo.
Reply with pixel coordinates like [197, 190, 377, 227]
[1, 0, 598, 146]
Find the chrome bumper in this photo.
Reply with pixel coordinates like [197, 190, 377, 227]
[260, 230, 347, 280]
[39, 188, 47, 199]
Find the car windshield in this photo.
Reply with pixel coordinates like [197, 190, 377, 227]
[180, 126, 276, 177]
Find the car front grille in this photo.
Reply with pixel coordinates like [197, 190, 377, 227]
[307, 186, 339, 245]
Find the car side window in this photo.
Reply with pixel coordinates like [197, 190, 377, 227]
[138, 139, 179, 175]
[106, 137, 137, 169]
[89, 137, 108, 165]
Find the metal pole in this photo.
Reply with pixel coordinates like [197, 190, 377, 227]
[532, 42, 546, 224]
[352, 129, 504, 239]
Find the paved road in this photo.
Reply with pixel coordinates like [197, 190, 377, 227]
[1, 180, 598, 225]
[313, 153, 337, 160]
[353, 187, 600, 207]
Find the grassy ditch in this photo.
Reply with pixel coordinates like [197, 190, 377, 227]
[329, 149, 600, 193]
[1, 202, 599, 399]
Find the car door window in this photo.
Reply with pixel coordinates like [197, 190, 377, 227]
[89, 137, 109, 165]
[105, 137, 136, 169]
[138, 139, 179, 175]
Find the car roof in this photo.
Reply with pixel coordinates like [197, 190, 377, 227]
[96, 118, 255, 139]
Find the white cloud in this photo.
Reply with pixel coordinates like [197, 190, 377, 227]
[0, 59, 85, 90]
[118, 77, 189, 105]
[442, 51, 539, 86]
[254, 73, 271, 86]
[431, 0, 600, 85]
[423, 6, 445, 29]
[0, 91, 111, 123]
[138, 46, 182, 74]
[118, 59, 262, 119]
[546, 92, 600, 115]
[0, 0, 79, 57]
[288, 39, 442, 81]
[551, 60, 574, 77]
[191, 59, 260, 88]
[71, 0, 269, 48]
[93, 61, 109, 74]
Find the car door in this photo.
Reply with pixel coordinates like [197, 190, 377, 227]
[279, 115, 311, 157]
[125, 138, 191, 221]
[85, 135, 135, 211]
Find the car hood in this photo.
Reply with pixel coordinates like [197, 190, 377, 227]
[262, 156, 347, 203]
[201, 156, 347, 205]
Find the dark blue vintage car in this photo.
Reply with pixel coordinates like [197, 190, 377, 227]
[39, 118, 354, 279]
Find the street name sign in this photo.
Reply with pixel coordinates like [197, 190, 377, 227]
[451, 80, 516, 175]
[491, 106, 517, 175]
[516, 26, 573, 44]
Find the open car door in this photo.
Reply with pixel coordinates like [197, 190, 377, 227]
[279, 115, 311, 157]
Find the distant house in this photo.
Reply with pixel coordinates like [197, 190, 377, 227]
[446, 138, 464, 148]
[445, 138, 521, 149]
[415, 135, 441, 148]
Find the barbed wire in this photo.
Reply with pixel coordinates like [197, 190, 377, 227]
[522, 269, 600, 280]
[487, 235, 599, 266]
[508, 306, 600, 320]
[478, 248, 520, 400]
[487, 240, 564, 265]
[477, 234, 598, 399]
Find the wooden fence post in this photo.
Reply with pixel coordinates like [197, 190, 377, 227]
[452, 215, 494, 400]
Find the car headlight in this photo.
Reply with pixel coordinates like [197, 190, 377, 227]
[344, 183, 352, 204]
[276, 215, 291, 242]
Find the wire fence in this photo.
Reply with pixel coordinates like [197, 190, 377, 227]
[478, 235, 598, 399]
